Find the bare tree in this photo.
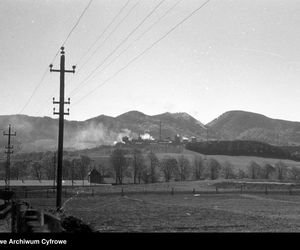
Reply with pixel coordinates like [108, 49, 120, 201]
[111, 148, 128, 184]
[207, 158, 221, 180]
[80, 155, 91, 185]
[221, 161, 235, 179]
[288, 166, 300, 181]
[42, 153, 55, 180]
[237, 169, 247, 179]
[275, 161, 288, 181]
[11, 161, 28, 180]
[161, 157, 178, 182]
[193, 156, 205, 180]
[247, 161, 261, 179]
[132, 149, 145, 184]
[147, 151, 159, 183]
[32, 162, 43, 181]
[261, 163, 275, 179]
[177, 155, 191, 181]
[62, 159, 72, 180]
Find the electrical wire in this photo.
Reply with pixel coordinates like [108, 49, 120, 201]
[70, 0, 183, 97]
[72, 0, 211, 107]
[75, 0, 131, 67]
[75, 0, 141, 75]
[62, 0, 94, 47]
[69, 0, 166, 96]
[18, 0, 94, 115]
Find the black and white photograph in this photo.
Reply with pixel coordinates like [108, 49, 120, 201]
[0, 0, 300, 242]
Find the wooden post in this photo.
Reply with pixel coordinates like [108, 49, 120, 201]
[171, 187, 174, 195]
[121, 188, 124, 196]
[11, 202, 17, 233]
[193, 188, 195, 194]
[215, 186, 218, 194]
[40, 210, 44, 226]
[240, 185, 243, 194]
[50, 47, 75, 211]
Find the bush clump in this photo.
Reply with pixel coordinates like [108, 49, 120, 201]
[61, 215, 94, 233]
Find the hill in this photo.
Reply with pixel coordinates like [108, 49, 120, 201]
[0, 111, 207, 152]
[2, 110, 300, 153]
[207, 110, 300, 146]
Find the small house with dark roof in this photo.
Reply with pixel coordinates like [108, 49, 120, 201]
[88, 168, 103, 184]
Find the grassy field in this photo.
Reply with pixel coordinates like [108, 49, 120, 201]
[58, 192, 300, 232]
[161, 149, 300, 171]
[18, 180, 300, 232]
[87, 148, 300, 178]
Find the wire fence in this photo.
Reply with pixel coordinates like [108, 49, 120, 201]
[7, 181, 300, 200]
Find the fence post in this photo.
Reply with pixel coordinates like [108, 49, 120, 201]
[121, 188, 124, 196]
[25, 188, 28, 198]
[40, 210, 44, 226]
[240, 185, 243, 194]
[171, 187, 174, 195]
[192, 188, 195, 194]
[16, 203, 22, 233]
[215, 186, 218, 194]
[11, 202, 17, 233]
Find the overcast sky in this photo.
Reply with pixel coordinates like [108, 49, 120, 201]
[1, 0, 300, 124]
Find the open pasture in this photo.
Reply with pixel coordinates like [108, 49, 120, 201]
[181, 149, 300, 170]
[60, 192, 300, 232]
[17, 180, 300, 232]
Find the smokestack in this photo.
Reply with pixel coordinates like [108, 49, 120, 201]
[159, 121, 162, 141]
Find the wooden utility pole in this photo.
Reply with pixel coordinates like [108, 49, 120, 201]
[53, 151, 56, 190]
[50, 47, 75, 210]
[71, 159, 74, 188]
[159, 121, 162, 141]
[3, 124, 16, 191]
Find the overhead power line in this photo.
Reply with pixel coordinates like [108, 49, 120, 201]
[72, 0, 211, 107]
[18, 0, 93, 115]
[75, 0, 141, 75]
[69, 0, 166, 96]
[70, 0, 183, 97]
[62, 0, 94, 47]
[75, 0, 131, 67]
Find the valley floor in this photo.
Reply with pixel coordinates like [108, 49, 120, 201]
[22, 180, 300, 232]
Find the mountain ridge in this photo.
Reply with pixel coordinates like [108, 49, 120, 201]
[1, 110, 300, 152]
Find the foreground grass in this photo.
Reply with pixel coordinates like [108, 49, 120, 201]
[20, 180, 300, 232]
[58, 192, 300, 232]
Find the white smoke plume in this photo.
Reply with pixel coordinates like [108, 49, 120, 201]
[140, 133, 155, 140]
[67, 122, 136, 150]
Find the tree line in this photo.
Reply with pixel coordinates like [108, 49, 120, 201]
[186, 140, 292, 160]
[2, 148, 300, 184]
[110, 148, 300, 184]
[0, 151, 92, 183]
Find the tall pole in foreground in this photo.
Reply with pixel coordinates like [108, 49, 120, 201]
[50, 47, 75, 210]
[53, 151, 56, 190]
[3, 124, 16, 191]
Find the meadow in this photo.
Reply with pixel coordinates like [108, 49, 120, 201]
[16, 179, 300, 232]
